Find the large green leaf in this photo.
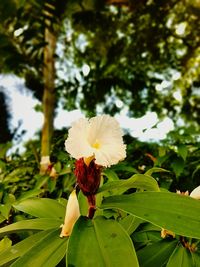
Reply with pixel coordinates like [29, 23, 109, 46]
[10, 229, 68, 267]
[67, 216, 139, 267]
[0, 230, 52, 266]
[98, 174, 159, 194]
[166, 245, 193, 267]
[0, 218, 62, 236]
[137, 239, 178, 267]
[13, 198, 65, 219]
[101, 192, 200, 239]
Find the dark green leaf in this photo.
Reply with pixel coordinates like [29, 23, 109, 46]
[98, 174, 159, 194]
[177, 145, 188, 161]
[0, 230, 53, 266]
[0, 218, 62, 236]
[119, 215, 142, 235]
[171, 158, 184, 177]
[101, 192, 200, 239]
[138, 239, 178, 267]
[167, 245, 193, 267]
[13, 198, 65, 219]
[10, 229, 68, 267]
[145, 167, 169, 176]
[103, 169, 119, 181]
[67, 216, 139, 267]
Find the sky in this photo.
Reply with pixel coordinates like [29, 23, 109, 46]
[0, 74, 174, 152]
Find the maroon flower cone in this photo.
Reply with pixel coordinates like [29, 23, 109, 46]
[74, 158, 102, 218]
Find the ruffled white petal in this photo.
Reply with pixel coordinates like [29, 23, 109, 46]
[65, 118, 93, 159]
[65, 115, 126, 167]
[88, 115, 124, 145]
[190, 185, 200, 199]
[94, 143, 126, 167]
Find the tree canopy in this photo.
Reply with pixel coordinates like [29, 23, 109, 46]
[0, 0, 199, 123]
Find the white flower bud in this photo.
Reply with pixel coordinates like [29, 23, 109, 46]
[190, 185, 200, 199]
[60, 190, 80, 237]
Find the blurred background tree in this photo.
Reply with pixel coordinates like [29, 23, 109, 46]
[0, 0, 199, 170]
[0, 91, 13, 143]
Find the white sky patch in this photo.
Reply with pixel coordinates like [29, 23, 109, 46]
[175, 22, 187, 36]
[172, 72, 181, 81]
[173, 90, 182, 102]
[116, 99, 123, 108]
[54, 108, 84, 129]
[82, 64, 90, 76]
[161, 80, 171, 88]
[0, 75, 43, 141]
[0, 74, 175, 152]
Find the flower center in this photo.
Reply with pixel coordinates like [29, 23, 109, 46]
[92, 140, 101, 149]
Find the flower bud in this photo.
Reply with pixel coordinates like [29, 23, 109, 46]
[190, 185, 200, 199]
[60, 190, 80, 237]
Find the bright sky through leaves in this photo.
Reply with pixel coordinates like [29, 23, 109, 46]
[0, 74, 174, 151]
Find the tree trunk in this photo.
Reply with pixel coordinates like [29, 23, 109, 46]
[40, 24, 57, 174]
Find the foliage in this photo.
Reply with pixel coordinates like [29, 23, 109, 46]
[0, 0, 200, 266]
[0, 0, 199, 126]
[0, 163, 200, 266]
[58, 0, 200, 126]
[0, 130, 200, 266]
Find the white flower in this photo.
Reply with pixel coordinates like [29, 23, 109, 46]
[60, 190, 80, 237]
[190, 185, 200, 199]
[65, 115, 126, 167]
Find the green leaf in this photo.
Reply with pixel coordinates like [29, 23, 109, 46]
[138, 239, 178, 267]
[101, 192, 200, 239]
[10, 229, 68, 267]
[119, 215, 142, 235]
[98, 174, 159, 194]
[133, 230, 162, 244]
[0, 236, 12, 253]
[167, 245, 193, 267]
[191, 251, 200, 266]
[34, 175, 49, 189]
[17, 189, 44, 202]
[78, 191, 88, 216]
[0, 203, 11, 219]
[67, 216, 139, 267]
[145, 167, 169, 176]
[0, 218, 62, 236]
[177, 144, 188, 161]
[0, 214, 6, 223]
[171, 158, 184, 177]
[13, 198, 65, 220]
[0, 230, 53, 266]
[103, 169, 119, 181]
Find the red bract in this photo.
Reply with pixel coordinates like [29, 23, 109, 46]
[74, 158, 102, 196]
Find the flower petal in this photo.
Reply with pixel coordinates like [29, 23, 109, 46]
[88, 115, 124, 146]
[65, 115, 126, 167]
[95, 143, 126, 167]
[65, 118, 93, 159]
[190, 185, 200, 199]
